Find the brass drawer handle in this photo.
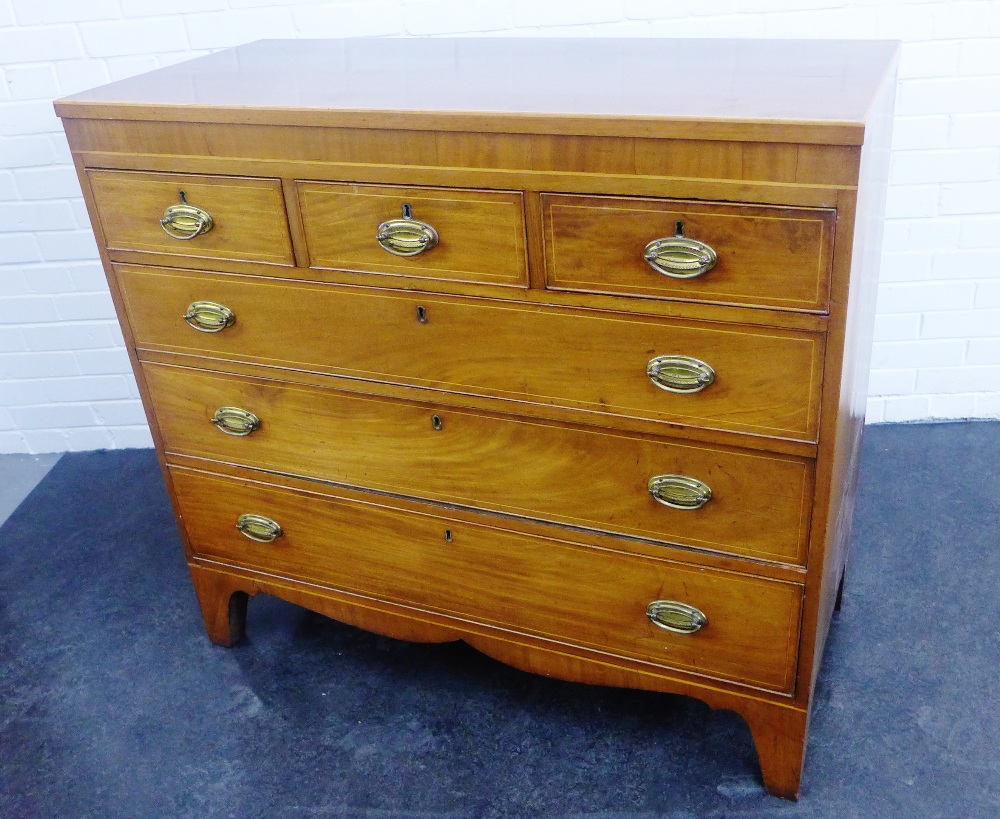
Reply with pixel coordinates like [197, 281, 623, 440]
[160, 191, 213, 240]
[646, 600, 708, 634]
[211, 406, 261, 437]
[644, 232, 717, 279]
[376, 202, 439, 257]
[236, 513, 283, 543]
[183, 300, 235, 333]
[647, 355, 715, 394]
[648, 474, 713, 510]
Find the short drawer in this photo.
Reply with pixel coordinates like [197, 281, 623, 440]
[146, 364, 813, 564]
[541, 194, 835, 312]
[119, 266, 825, 442]
[87, 169, 295, 267]
[172, 467, 803, 693]
[297, 181, 528, 287]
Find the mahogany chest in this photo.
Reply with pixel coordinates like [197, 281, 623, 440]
[56, 38, 898, 798]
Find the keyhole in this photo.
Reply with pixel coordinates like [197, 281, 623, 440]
[444, 529, 453, 542]
[432, 415, 443, 430]
[416, 305, 428, 324]
[674, 220, 685, 237]
[402, 202, 413, 219]
[179, 190, 188, 204]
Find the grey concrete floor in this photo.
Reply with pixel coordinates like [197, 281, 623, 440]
[0, 452, 62, 529]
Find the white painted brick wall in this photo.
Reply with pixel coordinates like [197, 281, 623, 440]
[1, 1, 998, 452]
[292, 4, 405, 39]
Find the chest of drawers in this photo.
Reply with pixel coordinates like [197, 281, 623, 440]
[56, 38, 898, 799]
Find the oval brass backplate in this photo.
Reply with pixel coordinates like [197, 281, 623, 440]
[648, 474, 713, 510]
[183, 300, 235, 333]
[646, 600, 708, 634]
[643, 235, 717, 279]
[376, 203, 439, 257]
[160, 202, 213, 240]
[236, 513, 283, 543]
[211, 406, 261, 437]
[647, 355, 716, 394]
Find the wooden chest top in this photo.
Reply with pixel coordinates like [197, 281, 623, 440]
[54, 37, 898, 144]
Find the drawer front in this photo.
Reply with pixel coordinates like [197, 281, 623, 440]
[298, 182, 528, 287]
[172, 467, 803, 693]
[87, 170, 294, 267]
[120, 266, 824, 441]
[146, 364, 813, 564]
[542, 194, 835, 311]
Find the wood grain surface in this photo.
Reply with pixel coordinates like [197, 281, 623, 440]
[65, 118, 862, 191]
[298, 181, 528, 287]
[55, 38, 899, 145]
[542, 194, 835, 312]
[173, 465, 803, 694]
[87, 169, 294, 267]
[119, 265, 825, 442]
[144, 362, 814, 564]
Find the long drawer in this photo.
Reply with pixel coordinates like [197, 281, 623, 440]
[172, 466, 803, 693]
[146, 363, 813, 564]
[119, 265, 825, 441]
